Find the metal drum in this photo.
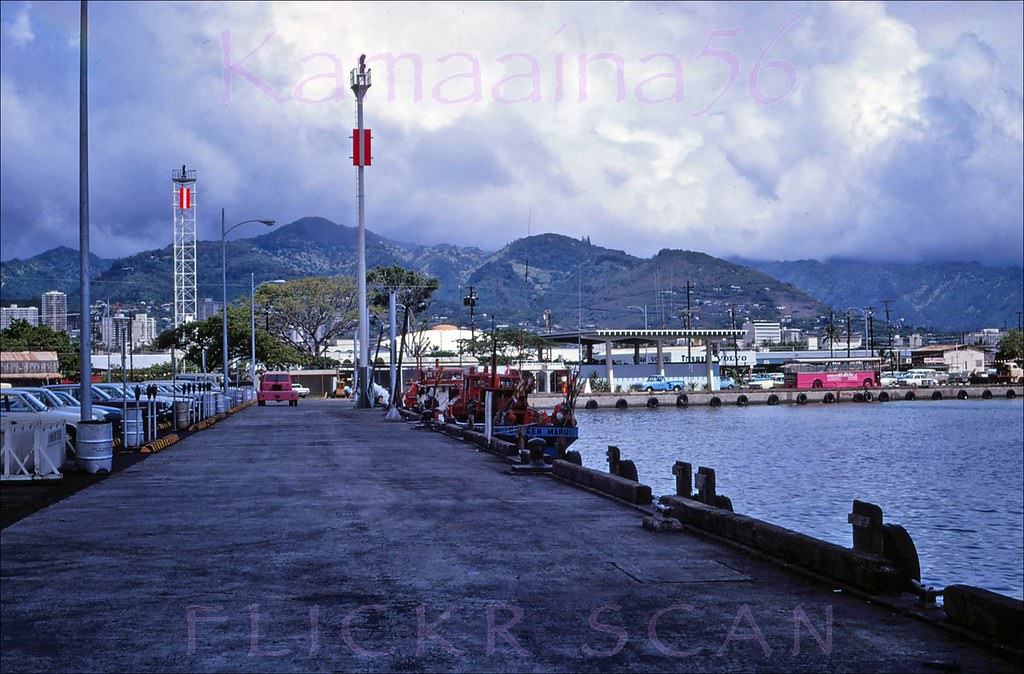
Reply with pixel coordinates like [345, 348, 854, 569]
[174, 401, 190, 430]
[230, 390, 244, 408]
[215, 394, 228, 415]
[123, 407, 144, 448]
[76, 420, 112, 473]
[202, 395, 215, 418]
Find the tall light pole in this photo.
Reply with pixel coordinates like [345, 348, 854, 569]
[78, 0, 92, 421]
[627, 305, 648, 329]
[251, 275, 285, 392]
[222, 208, 275, 396]
[351, 55, 372, 408]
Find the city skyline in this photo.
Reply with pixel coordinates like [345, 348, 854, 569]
[1, 2, 1022, 266]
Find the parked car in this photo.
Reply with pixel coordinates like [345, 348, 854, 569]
[718, 377, 738, 390]
[747, 377, 777, 390]
[258, 372, 298, 406]
[879, 372, 900, 387]
[292, 381, 311, 398]
[47, 389, 123, 433]
[629, 375, 688, 393]
[898, 369, 939, 387]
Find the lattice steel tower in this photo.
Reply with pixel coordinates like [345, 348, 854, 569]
[172, 165, 198, 327]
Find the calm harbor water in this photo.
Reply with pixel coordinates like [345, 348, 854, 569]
[572, 398, 1024, 599]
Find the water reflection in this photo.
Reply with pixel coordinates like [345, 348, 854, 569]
[573, 399, 1024, 599]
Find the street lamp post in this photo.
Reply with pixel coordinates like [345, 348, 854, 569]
[222, 208, 275, 397]
[627, 305, 648, 330]
[251, 275, 285, 394]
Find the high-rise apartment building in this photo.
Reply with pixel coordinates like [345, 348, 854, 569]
[41, 290, 68, 333]
[1, 305, 39, 329]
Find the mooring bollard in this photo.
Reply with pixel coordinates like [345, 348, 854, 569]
[672, 461, 693, 497]
[527, 438, 547, 467]
[848, 499, 925, 597]
[618, 459, 639, 482]
[849, 499, 885, 556]
[607, 445, 620, 475]
[695, 466, 717, 505]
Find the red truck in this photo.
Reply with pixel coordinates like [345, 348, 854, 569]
[257, 372, 298, 406]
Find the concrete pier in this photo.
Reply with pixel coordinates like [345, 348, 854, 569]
[1, 400, 1019, 672]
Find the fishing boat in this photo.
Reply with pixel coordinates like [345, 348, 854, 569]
[442, 366, 583, 458]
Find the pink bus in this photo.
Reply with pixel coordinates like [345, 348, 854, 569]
[782, 357, 881, 390]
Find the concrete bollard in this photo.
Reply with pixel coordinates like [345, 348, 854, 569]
[606, 445, 620, 475]
[695, 466, 717, 505]
[618, 459, 639, 483]
[849, 500, 885, 556]
[527, 438, 546, 466]
[672, 461, 692, 497]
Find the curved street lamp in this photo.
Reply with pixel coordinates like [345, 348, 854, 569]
[222, 208, 275, 396]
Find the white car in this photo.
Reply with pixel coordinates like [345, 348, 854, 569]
[292, 382, 310, 398]
[745, 376, 774, 389]
[898, 370, 938, 387]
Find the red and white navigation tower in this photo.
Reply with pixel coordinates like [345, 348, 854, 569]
[172, 165, 198, 327]
[351, 56, 372, 408]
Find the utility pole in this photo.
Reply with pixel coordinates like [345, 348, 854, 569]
[464, 286, 478, 347]
[685, 280, 692, 363]
[729, 304, 738, 376]
[845, 310, 852, 358]
[881, 299, 895, 371]
[867, 306, 875, 359]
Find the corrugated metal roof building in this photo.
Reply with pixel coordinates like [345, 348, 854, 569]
[0, 351, 63, 384]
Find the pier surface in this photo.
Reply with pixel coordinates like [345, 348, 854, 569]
[1, 400, 1018, 672]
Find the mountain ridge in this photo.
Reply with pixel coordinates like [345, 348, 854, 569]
[2, 218, 1018, 333]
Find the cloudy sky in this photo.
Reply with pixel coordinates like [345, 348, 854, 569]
[1, 1, 1022, 266]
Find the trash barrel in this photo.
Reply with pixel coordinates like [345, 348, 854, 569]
[215, 394, 228, 415]
[174, 401, 190, 431]
[76, 420, 113, 473]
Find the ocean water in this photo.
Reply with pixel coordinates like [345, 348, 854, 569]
[572, 398, 1024, 599]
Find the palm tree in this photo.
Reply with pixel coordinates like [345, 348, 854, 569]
[823, 313, 841, 359]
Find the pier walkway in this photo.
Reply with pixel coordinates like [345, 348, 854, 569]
[1, 400, 1018, 672]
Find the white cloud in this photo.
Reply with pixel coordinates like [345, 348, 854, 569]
[1, 1, 1021, 266]
[2, 5, 34, 47]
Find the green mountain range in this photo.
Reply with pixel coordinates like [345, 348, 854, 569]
[734, 258, 1023, 333]
[2, 217, 1019, 334]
